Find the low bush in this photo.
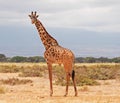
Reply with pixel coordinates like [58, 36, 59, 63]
[76, 75, 100, 86]
[53, 63, 120, 86]
[0, 63, 120, 86]
[75, 63, 120, 80]
[53, 65, 100, 86]
[0, 78, 32, 86]
[0, 65, 20, 73]
[19, 65, 46, 77]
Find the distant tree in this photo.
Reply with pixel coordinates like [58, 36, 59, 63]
[10, 56, 27, 62]
[6, 57, 11, 62]
[85, 57, 96, 63]
[27, 56, 45, 62]
[0, 54, 6, 62]
[75, 57, 84, 63]
[75, 57, 117, 63]
[112, 57, 120, 63]
[97, 57, 110, 63]
[38, 56, 46, 62]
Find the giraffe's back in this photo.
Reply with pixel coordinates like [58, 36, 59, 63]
[44, 45, 74, 64]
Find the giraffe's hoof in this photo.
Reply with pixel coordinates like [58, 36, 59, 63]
[64, 93, 68, 97]
[50, 91, 53, 97]
[64, 94, 67, 97]
[74, 92, 78, 96]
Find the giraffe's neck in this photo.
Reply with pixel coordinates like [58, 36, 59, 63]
[35, 19, 59, 50]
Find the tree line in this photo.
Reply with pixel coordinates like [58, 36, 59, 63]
[0, 54, 45, 63]
[75, 57, 120, 63]
[0, 54, 120, 63]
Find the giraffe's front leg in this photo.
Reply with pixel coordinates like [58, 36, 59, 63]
[47, 63, 53, 96]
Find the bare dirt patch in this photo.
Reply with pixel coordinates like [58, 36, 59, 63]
[0, 73, 120, 103]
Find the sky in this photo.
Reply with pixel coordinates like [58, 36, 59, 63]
[0, 0, 120, 57]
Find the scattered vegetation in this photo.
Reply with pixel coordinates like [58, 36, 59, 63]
[53, 63, 120, 86]
[0, 63, 120, 86]
[0, 64, 19, 73]
[19, 65, 46, 77]
[53, 65, 100, 86]
[0, 78, 32, 86]
[0, 63, 47, 77]
[75, 63, 120, 80]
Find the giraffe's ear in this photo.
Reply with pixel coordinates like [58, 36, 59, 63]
[28, 15, 31, 18]
[36, 15, 39, 18]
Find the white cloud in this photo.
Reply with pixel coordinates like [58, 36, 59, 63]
[0, 0, 120, 32]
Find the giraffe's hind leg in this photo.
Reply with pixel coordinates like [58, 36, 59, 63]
[63, 63, 72, 96]
[72, 70, 78, 96]
[64, 72, 71, 96]
[64, 63, 78, 96]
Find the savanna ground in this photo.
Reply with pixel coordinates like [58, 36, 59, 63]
[0, 63, 120, 103]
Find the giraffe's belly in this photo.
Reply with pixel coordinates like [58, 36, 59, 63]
[44, 46, 74, 64]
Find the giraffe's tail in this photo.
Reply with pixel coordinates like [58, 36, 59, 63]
[72, 69, 75, 81]
[72, 58, 75, 81]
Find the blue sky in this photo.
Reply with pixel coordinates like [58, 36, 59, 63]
[0, 0, 120, 57]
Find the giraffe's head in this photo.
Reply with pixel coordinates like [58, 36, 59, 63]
[29, 11, 39, 24]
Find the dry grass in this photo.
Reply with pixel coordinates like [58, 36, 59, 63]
[0, 78, 32, 86]
[0, 86, 5, 94]
[79, 86, 89, 92]
[0, 63, 120, 103]
[0, 63, 120, 86]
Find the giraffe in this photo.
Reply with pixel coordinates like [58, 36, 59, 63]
[29, 11, 77, 96]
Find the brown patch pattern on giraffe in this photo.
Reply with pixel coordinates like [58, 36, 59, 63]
[29, 11, 77, 96]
